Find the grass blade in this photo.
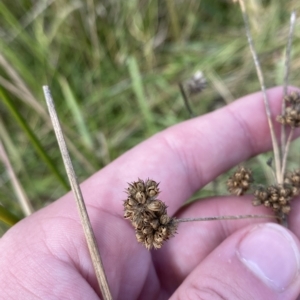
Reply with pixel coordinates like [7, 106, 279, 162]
[0, 139, 34, 216]
[127, 56, 156, 135]
[0, 205, 20, 226]
[0, 88, 69, 190]
[58, 76, 94, 150]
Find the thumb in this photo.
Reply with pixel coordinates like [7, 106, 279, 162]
[171, 223, 300, 300]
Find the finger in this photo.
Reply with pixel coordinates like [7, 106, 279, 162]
[170, 223, 300, 300]
[79, 86, 299, 216]
[153, 195, 276, 293]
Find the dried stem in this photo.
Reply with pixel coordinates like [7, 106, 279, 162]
[0, 138, 34, 216]
[281, 12, 296, 165]
[281, 128, 294, 177]
[175, 214, 278, 223]
[178, 82, 195, 118]
[238, 0, 281, 184]
[43, 86, 112, 300]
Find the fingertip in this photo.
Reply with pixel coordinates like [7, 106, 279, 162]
[171, 223, 300, 300]
[237, 223, 300, 293]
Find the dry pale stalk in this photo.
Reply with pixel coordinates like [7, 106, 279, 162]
[43, 86, 112, 300]
[238, 0, 282, 184]
[281, 11, 296, 165]
[0, 138, 34, 216]
[175, 214, 277, 223]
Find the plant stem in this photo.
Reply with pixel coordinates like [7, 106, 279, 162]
[43, 86, 112, 300]
[281, 11, 296, 169]
[175, 214, 278, 223]
[238, 0, 281, 184]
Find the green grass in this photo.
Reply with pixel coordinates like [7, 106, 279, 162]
[0, 0, 299, 233]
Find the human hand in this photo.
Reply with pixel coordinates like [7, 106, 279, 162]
[1, 86, 300, 300]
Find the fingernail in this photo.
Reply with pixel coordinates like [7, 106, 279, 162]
[237, 223, 300, 292]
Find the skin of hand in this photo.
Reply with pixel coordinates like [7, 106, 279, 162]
[1, 86, 300, 300]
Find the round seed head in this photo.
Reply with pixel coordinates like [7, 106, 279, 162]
[277, 93, 300, 127]
[124, 178, 178, 249]
[253, 183, 296, 215]
[227, 166, 253, 196]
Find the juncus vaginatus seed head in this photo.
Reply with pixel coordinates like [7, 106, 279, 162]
[285, 169, 300, 191]
[277, 92, 300, 128]
[253, 184, 294, 215]
[227, 166, 253, 196]
[124, 179, 178, 250]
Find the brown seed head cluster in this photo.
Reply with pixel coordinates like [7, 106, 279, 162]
[253, 183, 299, 214]
[227, 166, 253, 196]
[277, 92, 300, 127]
[123, 179, 178, 250]
[285, 170, 300, 192]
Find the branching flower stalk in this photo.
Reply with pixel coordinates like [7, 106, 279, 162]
[281, 11, 296, 165]
[125, 5, 298, 250]
[124, 179, 277, 250]
[238, 0, 281, 184]
[235, 1, 298, 227]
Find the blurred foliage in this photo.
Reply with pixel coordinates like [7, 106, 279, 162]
[0, 0, 300, 233]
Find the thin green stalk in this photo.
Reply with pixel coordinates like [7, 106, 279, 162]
[0, 88, 69, 190]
